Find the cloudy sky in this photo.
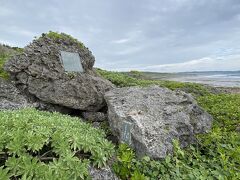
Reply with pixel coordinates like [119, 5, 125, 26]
[1, 0, 240, 72]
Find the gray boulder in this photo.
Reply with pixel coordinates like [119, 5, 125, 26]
[0, 78, 30, 110]
[89, 166, 119, 180]
[4, 33, 114, 111]
[105, 86, 212, 159]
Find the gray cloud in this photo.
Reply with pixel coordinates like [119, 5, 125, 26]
[0, 0, 240, 71]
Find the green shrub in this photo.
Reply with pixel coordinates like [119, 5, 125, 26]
[198, 94, 240, 129]
[127, 70, 145, 79]
[0, 108, 114, 179]
[114, 139, 240, 179]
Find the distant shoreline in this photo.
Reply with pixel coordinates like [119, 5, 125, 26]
[141, 71, 240, 89]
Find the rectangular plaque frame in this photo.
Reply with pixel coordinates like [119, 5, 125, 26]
[60, 51, 84, 72]
[121, 121, 133, 145]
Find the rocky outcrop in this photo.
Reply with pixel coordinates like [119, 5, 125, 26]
[0, 78, 30, 110]
[105, 86, 213, 159]
[4, 33, 114, 111]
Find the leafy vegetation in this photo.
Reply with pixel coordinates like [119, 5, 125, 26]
[0, 108, 114, 179]
[42, 31, 85, 49]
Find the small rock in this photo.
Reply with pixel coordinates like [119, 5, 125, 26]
[236, 125, 240, 132]
[89, 166, 119, 180]
[82, 112, 107, 122]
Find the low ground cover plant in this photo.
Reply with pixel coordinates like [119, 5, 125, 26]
[0, 108, 114, 179]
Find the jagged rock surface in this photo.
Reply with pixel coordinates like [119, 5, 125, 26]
[0, 78, 30, 110]
[4, 33, 114, 111]
[89, 166, 119, 180]
[105, 86, 213, 159]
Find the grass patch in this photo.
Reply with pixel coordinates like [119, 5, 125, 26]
[0, 54, 10, 79]
[42, 31, 85, 49]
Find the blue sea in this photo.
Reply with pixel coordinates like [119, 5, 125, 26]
[144, 71, 240, 87]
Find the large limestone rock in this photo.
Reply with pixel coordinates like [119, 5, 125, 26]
[0, 78, 30, 110]
[105, 86, 212, 159]
[4, 33, 114, 111]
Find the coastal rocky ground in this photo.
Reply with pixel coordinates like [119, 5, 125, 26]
[0, 33, 213, 160]
[2, 33, 238, 179]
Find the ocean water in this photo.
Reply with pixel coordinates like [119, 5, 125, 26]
[144, 71, 240, 87]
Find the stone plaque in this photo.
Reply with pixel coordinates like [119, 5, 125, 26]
[121, 121, 133, 144]
[60, 51, 84, 72]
